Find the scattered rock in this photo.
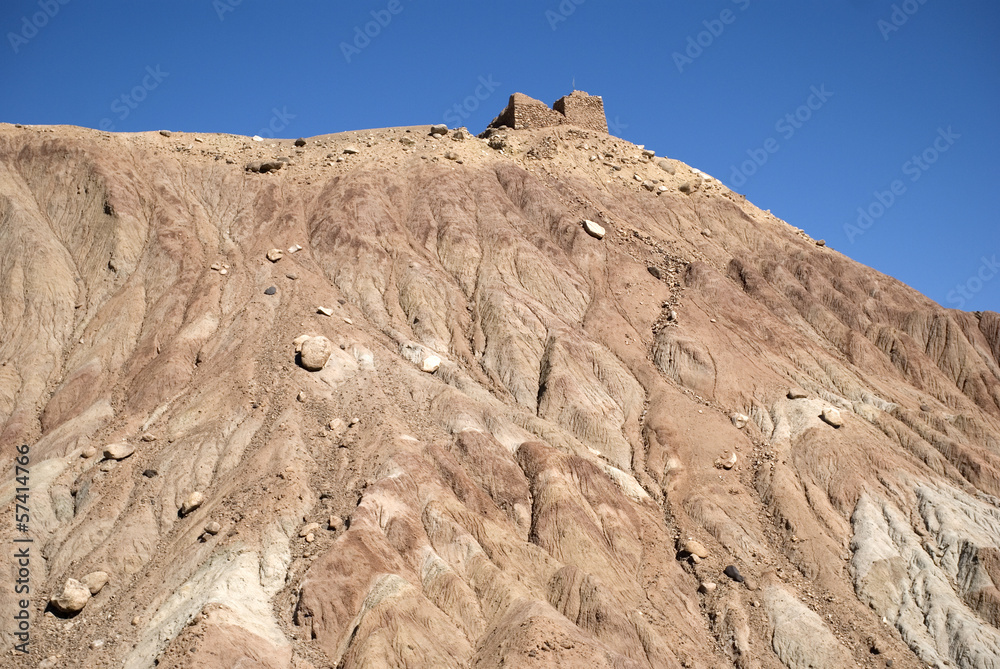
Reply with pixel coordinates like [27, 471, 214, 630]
[316, 306, 333, 316]
[51, 579, 91, 614]
[264, 286, 277, 296]
[293, 334, 311, 351]
[400, 137, 415, 146]
[715, 452, 738, 470]
[682, 540, 710, 559]
[657, 159, 676, 175]
[81, 447, 97, 458]
[787, 387, 808, 399]
[294, 138, 306, 147]
[305, 533, 316, 543]
[287, 244, 302, 253]
[103, 443, 134, 460]
[299, 522, 321, 537]
[159, 130, 171, 137]
[286, 273, 298, 280]
[821, 407, 843, 428]
[699, 582, 717, 594]
[299, 336, 333, 371]
[642, 180, 657, 192]
[647, 266, 662, 279]
[266, 248, 283, 262]
[429, 124, 448, 136]
[421, 355, 442, 373]
[642, 149, 656, 158]
[329, 516, 344, 531]
[343, 146, 360, 154]
[679, 182, 694, 194]
[91, 639, 104, 650]
[701, 229, 712, 238]
[142, 469, 157, 478]
[180, 491, 205, 516]
[204, 521, 221, 535]
[724, 565, 745, 583]
[583, 220, 606, 240]
[252, 135, 264, 142]
[258, 161, 283, 174]
[444, 151, 459, 161]
[140, 433, 156, 442]
[816, 239, 826, 247]
[81, 571, 109, 595]
[731, 413, 749, 429]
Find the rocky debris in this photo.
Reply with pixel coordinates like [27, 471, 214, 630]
[299, 522, 320, 537]
[657, 159, 676, 175]
[81, 446, 97, 458]
[343, 146, 360, 154]
[764, 586, 853, 669]
[103, 443, 134, 460]
[287, 243, 302, 253]
[724, 565, 745, 583]
[451, 129, 467, 141]
[263, 286, 277, 296]
[246, 160, 284, 174]
[294, 138, 306, 147]
[252, 135, 264, 142]
[730, 412, 749, 429]
[140, 433, 156, 442]
[821, 407, 843, 428]
[642, 149, 656, 158]
[647, 266, 662, 279]
[316, 306, 333, 316]
[642, 180, 657, 192]
[682, 539, 710, 559]
[583, 219, 606, 239]
[159, 130, 171, 137]
[329, 516, 344, 531]
[179, 491, 205, 516]
[51, 579, 91, 614]
[699, 582, 717, 594]
[816, 239, 826, 247]
[429, 124, 448, 136]
[81, 571, 109, 595]
[787, 387, 808, 399]
[298, 335, 333, 371]
[421, 355, 442, 373]
[204, 522, 221, 535]
[266, 248, 283, 262]
[142, 469, 157, 478]
[715, 452, 738, 470]
[679, 181, 696, 194]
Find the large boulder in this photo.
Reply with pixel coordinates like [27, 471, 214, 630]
[298, 336, 333, 371]
[51, 579, 91, 614]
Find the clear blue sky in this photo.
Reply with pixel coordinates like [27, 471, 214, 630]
[2, 0, 997, 311]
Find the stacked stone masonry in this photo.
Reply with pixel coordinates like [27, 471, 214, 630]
[487, 90, 609, 134]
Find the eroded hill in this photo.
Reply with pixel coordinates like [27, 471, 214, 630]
[1, 115, 999, 669]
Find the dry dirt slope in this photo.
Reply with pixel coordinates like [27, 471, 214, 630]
[0, 120, 999, 669]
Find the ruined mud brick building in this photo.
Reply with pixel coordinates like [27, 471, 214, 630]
[487, 90, 609, 134]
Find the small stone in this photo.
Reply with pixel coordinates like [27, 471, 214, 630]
[657, 159, 676, 175]
[701, 229, 712, 238]
[296, 390, 306, 402]
[91, 639, 104, 650]
[218, 268, 228, 275]
[204, 522, 221, 535]
[305, 533, 315, 543]
[647, 266, 662, 279]
[349, 417, 360, 427]
[920, 403, 931, 412]
[286, 273, 298, 280]
[180, 491, 205, 516]
[287, 244, 302, 253]
[142, 469, 158, 478]
[294, 138, 307, 147]
[51, 579, 91, 614]
[266, 249, 283, 262]
[642, 149, 656, 158]
[252, 135, 264, 142]
[140, 433, 156, 442]
[583, 220, 606, 240]
[81, 571, 109, 595]
[264, 286, 277, 296]
[821, 407, 843, 428]
[699, 582, 717, 594]
[343, 146, 360, 154]
[715, 452, 738, 470]
[723, 565, 745, 583]
[103, 443, 134, 460]
[300, 522, 320, 537]
[421, 355, 441, 373]
[131, 617, 141, 626]
[816, 239, 826, 247]
[642, 180, 657, 191]
[429, 124, 448, 136]
[787, 387, 808, 399]
[444, 151, 459, 161]
[657, 185, 669, 193]
[400, 137, 415, 146]
[293, 334, 311, 352]
[730, 413, 749, 429]
[299, 336, 333, 371]
[317, 306, 333, 316]
[682, 540, 710, 559]
[159, 130, 172, 137]
[81, 447, 97, 458]
[329, 516, 344, 531]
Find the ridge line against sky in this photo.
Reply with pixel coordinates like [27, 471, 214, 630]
[1, 0, 997, 310]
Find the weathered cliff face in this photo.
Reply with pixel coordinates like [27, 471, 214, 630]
[1, 120, 998, 669]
